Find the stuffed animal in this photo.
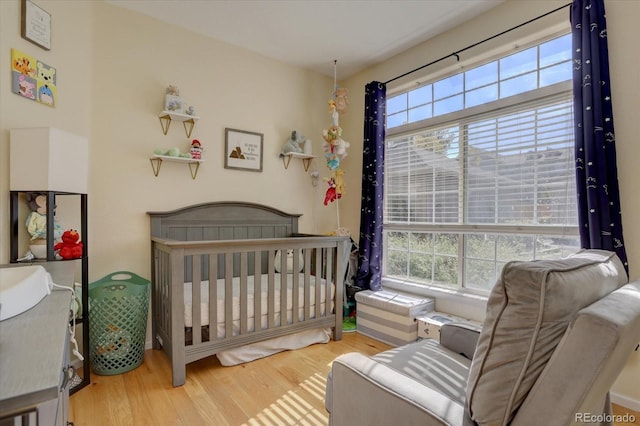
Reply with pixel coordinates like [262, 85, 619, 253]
[54, 229, 83, 260]
[322, 125, 342, 144]
[333, 169, 346, 196]
[281, 130, 304, 155]
[323, 178, 342, 205]
[334, 87, 349, 115]
[190, 139, 202, 159]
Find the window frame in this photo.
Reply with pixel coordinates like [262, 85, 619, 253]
[382, 31, 579, 295]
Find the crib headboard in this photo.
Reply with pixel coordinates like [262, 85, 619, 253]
[147, 201, 301, 241]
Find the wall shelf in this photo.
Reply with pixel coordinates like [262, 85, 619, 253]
[281, 152, 315, 171]
[150, 154, 203, 179]
[158, 111, 199, 138]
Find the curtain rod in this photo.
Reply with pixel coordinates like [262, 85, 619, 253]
[384, 2, 572, 85]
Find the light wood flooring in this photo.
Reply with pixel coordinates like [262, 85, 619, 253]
[70, 332, 639, 425]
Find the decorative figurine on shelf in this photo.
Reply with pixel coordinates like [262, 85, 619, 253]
[304, 138, 313, 155]
[185, 105, 196, 116]
[25, 192, 63, 259]
[164, 84, 183, 112]
[280, 130, 304, 155]
[190, 139, 202, 159]
[54, 229, 83, 260]
[166, 85, 180, 96]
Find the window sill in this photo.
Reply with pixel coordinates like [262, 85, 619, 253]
[381, 278, 488, 322]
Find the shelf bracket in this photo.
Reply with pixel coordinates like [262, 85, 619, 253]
[182, 118, 196, 138]
[188, 162, 200, 179]
[302, 157, 313, 172]
[150, 157, 162, 176]
[158, 114, 172, 135]
[281, 155, 293, 169]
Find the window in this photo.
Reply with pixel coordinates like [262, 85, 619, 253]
[384, 33, 579, 292]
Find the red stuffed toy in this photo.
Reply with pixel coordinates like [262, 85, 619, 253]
[54, 229, 83, 260]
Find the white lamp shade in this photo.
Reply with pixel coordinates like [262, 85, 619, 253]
[10, 127, 88, 193]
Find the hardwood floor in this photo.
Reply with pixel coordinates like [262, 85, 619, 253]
[70, 333, 639, 425]
[70, 332, 390, 425]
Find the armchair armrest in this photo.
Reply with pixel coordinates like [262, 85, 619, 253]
[327, 352, 468, 426]
[440, 322, 482, 360]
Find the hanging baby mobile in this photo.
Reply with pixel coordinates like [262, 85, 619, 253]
[322, 60, 350, 213]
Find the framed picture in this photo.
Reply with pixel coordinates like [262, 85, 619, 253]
[224, 128, 263, 172]
[21, 0, 51, 50]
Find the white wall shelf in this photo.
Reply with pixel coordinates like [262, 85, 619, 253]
[281, 152, 315, 171]
[149, 154, 203, 180]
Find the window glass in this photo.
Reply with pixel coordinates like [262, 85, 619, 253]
[500, 46, 537, 80]
[409, 84, 432, 108]
[434, 74, 464, 100]
[465, 62, 498, 90]
[384, 33, 577, 292]
[387, 93, 407, 115]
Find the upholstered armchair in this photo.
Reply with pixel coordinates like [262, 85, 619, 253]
[326, 250, 640, 426]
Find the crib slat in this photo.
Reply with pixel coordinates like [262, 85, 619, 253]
[268, 250, 275, 329]
[191, 254, 202, 346]
[224, 253, 233, 339]
[292, 249, 300, 324]
[253, 251, 261, 333]
[325, 248, 334, 320]
[240, 251, 248, 334]
[280, 258, 287, 327]
[315, 248, 322, 320]
[303, 249, 311, 322]
[208, 254, 217, 343]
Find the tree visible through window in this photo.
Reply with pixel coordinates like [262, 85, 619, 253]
[384, 33, 579, 292]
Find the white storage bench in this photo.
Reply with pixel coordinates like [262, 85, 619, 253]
[415, 311, 481, 342]
[355, 290, 434, 346]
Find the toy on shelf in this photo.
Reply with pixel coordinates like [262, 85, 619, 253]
[190, 139, 202, 159]
[54, 229, 83, 260]
[25, 192, 63, 259]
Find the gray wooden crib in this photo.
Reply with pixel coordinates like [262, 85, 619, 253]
[148, 201, 349, 386]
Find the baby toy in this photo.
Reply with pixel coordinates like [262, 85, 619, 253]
[154, 146, 192, 158]
[26, 192, 59, 240]
[54, 229, 83, 260]
[334, 87, 349, 115]
[323, 177, 342, 205]
[333, 168, 346, 196]
[280, 130, 304, 155]
[190, 139, 202, 159]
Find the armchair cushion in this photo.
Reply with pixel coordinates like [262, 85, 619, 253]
[440, 322, 482, 360]
[327, 339, 473, 426]
[466, 249, 628, 426]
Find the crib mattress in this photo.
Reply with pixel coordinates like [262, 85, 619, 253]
[183, 273, 333, 334]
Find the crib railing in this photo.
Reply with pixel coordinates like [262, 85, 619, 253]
[150, 236, 348, 378]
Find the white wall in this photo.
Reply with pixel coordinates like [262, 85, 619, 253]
[340, 0, 640, 409]
[87, 1, 336, 280]
[1, 0, 337, 277]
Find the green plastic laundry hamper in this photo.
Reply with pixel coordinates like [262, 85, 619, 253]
[89, 271, 150, 375]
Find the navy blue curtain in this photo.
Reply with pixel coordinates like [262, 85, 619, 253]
[571, 0, 628, 272]
[355, 82, 386, 291]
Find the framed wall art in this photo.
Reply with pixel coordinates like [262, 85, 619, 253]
[11, 48, 57, 107]
[224, 128, 263, 172]
[21, 0, 51, 50]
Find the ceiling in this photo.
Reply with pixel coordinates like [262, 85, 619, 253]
[106, 0, 505, 79]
